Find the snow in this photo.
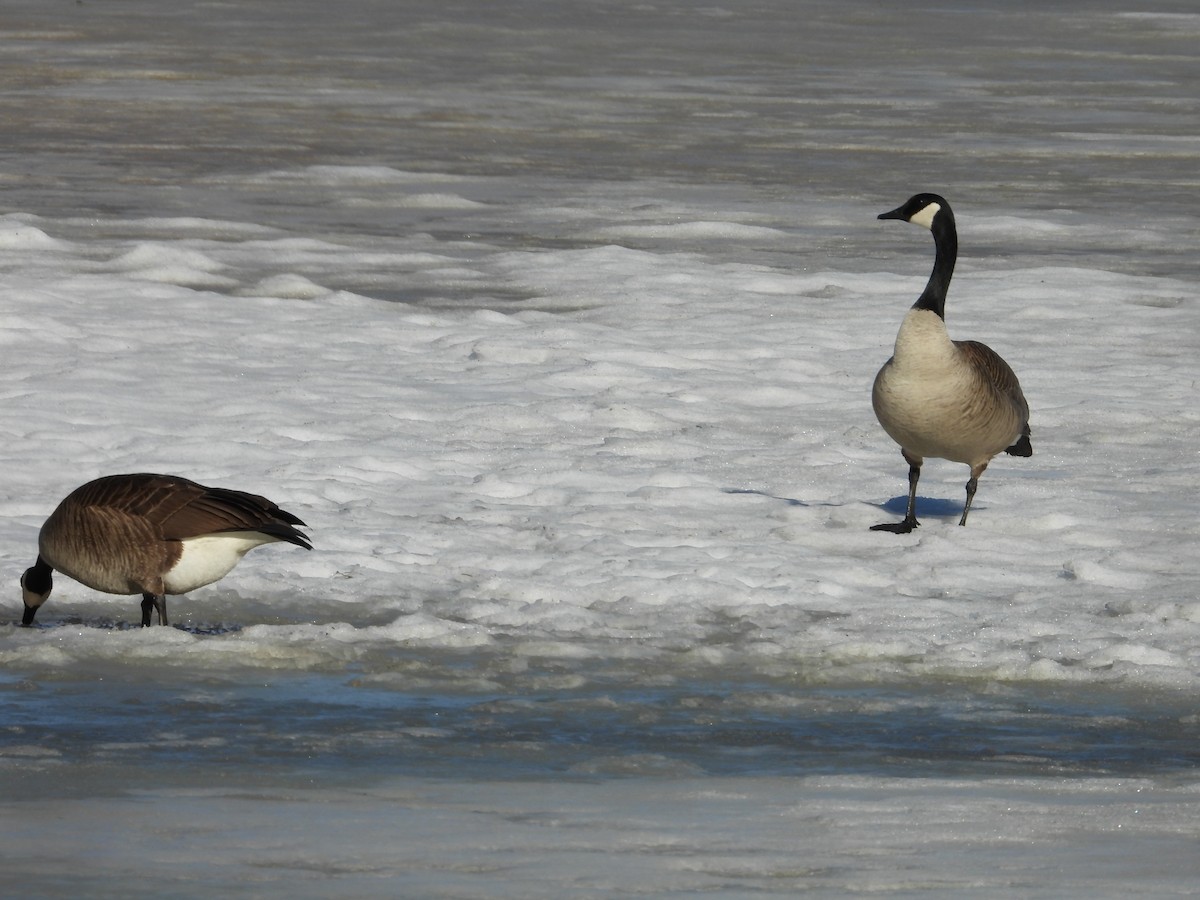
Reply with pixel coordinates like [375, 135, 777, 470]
[7, 233, 1195, 687]
[2, 0, 1199, 896]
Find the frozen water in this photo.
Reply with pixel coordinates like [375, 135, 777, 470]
[2, 0, 1199, 895]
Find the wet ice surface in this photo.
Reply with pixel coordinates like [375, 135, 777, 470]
[5, 669, 1200, 787]
[6, 666, 1200, 897]
[2, 0, 1200, 895]
[8, 776, 1200, 899]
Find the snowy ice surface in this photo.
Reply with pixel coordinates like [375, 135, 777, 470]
[2, 0, 1199, 896]
[2, 193, 1196, 689]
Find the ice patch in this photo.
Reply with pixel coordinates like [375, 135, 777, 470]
[0, 219, 66, 250]
[241, 274, 330, 299]
[590, 221, 788, 241]
[242, 165, 468, 185]
[104, 242, 238, 288]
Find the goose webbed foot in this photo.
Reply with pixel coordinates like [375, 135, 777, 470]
[871, 516, 920, 534]
[871, 458, 922, 534]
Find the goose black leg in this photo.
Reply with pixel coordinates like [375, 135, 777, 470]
[872, 454, 922, 534]
[959, 462, 988, 527]
[141, 593, 168, 627]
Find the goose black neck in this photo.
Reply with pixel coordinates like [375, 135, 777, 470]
[914, 210, 957, 319]
[24, 556, 53, 593]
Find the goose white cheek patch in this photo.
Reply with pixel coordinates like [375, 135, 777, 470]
[910, 202, 941, 229]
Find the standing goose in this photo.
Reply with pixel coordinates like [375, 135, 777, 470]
[20, 473, 311, 627]
[871, 193, 1032, 533]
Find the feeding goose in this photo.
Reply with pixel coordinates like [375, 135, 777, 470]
[20, 473, 311, 626]
[871, 193, 1032, 533]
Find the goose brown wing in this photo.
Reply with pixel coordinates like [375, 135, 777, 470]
[956, 340, 1033, 456]
[956, 340, 1029, 417]
[172, 485, 312, 549]
[63, 473, 207, 522]
[71, 474, 311, 549]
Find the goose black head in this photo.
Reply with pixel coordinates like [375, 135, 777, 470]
[19, 559, 53, 626]
[878, 193, 953, 231]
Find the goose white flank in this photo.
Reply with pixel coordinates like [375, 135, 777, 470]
[1, 2, 1199, 898]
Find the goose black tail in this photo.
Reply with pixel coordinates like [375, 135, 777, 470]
[1005, 424, 1033, 457]
[258, 522, 313, 550]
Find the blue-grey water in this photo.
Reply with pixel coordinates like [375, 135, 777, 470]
[3, 1, 1200, 895]
[5, 664, 1199, 799]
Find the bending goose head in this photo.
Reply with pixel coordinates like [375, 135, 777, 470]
[20, 559, 53, 626]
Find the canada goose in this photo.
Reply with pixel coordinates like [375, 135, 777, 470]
[20, 473, 311, 627]
[871, 193, 1032, 533]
